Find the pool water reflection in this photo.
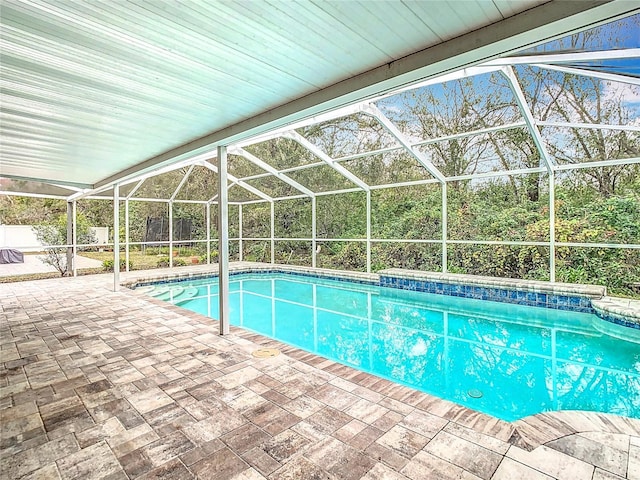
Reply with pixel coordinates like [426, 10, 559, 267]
[145, 273, 640, 421]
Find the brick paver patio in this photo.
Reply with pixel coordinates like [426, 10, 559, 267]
[1, 269, 639, 479]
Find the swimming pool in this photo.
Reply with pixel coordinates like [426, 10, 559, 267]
[138, 272, 640, 421]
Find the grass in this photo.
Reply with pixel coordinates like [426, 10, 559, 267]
[81, 251, 164, 270]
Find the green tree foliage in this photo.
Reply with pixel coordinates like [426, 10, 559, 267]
[32, 214, 97, 276]
[0, 196, 66, 224]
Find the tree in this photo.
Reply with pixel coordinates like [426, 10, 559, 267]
[33, 214, 97, 276]
[516, 15, 640, 197]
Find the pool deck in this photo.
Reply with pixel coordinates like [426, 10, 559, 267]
[1, 265, 639, 479]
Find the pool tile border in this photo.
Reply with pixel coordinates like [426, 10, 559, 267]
[377, 269, 603, 314]
[592, 297, 640, 329]
[122, 262, 379, 289]
[121, 262, 640, 329]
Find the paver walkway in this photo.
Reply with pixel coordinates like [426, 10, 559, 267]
[0, 254, 103, 276]
[1, 270, 639, 479]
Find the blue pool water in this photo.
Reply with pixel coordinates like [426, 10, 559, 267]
[139, 273, 640, 421]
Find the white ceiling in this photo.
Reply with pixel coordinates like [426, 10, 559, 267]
[0, 0, 637, 189]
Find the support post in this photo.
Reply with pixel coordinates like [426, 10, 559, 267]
[169, 201, 173, 268]
[217, 146, 230, 335]
[113, 184, 120, 292]
[238, 204, 243, 261]
[66, 201, 73, 276]
[442, 183, 448, 273]
[72, 201, 77, 277]
[125, 199, 130, 272]
[270, 201, 275, 264]
[549, 171, 556, 282]
[312, 197, 317, 268]
[366, 191, 371, 273]
[206, 202, 211, 264]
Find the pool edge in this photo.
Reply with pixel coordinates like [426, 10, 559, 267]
[121, 262, 640, 329]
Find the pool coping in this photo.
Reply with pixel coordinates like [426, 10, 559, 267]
[120, 262, 640, 328]
[592, 296, 640, 329]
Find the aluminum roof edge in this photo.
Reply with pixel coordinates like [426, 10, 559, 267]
[94, 0, 632, 191]
[0, 173, 92, 190]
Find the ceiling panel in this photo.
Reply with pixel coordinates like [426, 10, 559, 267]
[0, 0, 630, 190]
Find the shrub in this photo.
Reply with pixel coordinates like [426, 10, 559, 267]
[175, 247, 198, 257]
[102, 259, 133, 272]
[156, 257, 187, 268]
[33, 214, 98, 276]
[156, 256, 170, 268]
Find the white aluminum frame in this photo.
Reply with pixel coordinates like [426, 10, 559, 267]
[4, 47, 639, 304]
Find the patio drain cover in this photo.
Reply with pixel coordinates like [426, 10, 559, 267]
[252, 348, 280, 358]
[467, 389, 483, 398]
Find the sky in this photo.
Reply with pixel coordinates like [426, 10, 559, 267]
[375, 12, 640, 129]
[524, 13, 639, 77]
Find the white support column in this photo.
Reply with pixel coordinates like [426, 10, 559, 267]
[125, 199, 130, 272]
[217, 146, 230, 335]
[442, 183, 448, 273]
[206, 202, 211, 264]
[312, 197, 317, 268]
[238, 204, 243, 261]
[66, 201, 73, 276]
[270, 201, 275, 264]
[72, 200, 77, 277]
[113, 184, 120, 292]
[366, 191, 371, 273]
[549, 171, 556, 282]
[169, 201, 173, 268]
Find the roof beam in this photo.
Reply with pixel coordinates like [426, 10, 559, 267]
[376, 65, 504, 101]
[537, 121, 640, 132]
[235, 103, 367, 148]
[126, 179, 145, 200]
[170, 164, 195, 201]
[488, 47, 640, 66]
[202, 160, 272, 202]
[0, 190, 68, 200]
[0, 173, 92, 190]
[230, 147, 315, 197]
[531, 63, 640, 86]
[68, 156, 209, 202]
[284, 131, 370, 191]
[501, 66, 554, 172]
[554, 156, 640, 170]
[363, 103, 446, 183]
[412, 121, 528, 148]
[333, 146, 403, 163]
